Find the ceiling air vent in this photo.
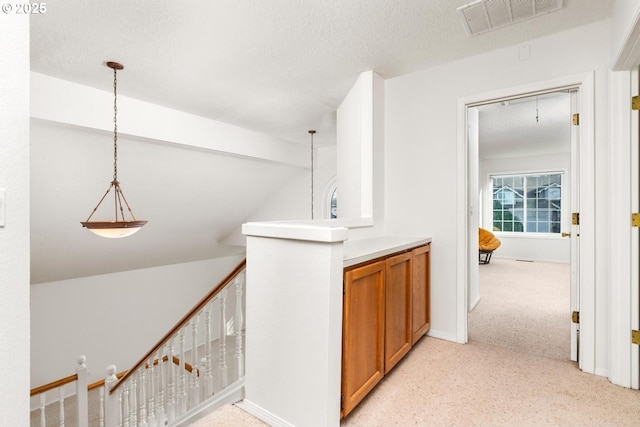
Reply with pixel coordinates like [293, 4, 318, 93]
[457, 0, 564, 36]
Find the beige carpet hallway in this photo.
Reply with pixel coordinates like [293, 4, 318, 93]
[194, 258, 640, 426]
[469, 257, 571, 361]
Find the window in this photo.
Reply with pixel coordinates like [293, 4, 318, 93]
[329, 187, 337, 219]
[491, 173, 562, 234]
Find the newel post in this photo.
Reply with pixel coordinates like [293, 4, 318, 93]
[104, 365, 119, 427]
[75, 355, 89, 427]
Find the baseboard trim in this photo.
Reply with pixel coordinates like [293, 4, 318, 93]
[469, 294, 481, 312]
[172, 378, 245, 427]
[236, 399, 295, 427]
[427, 329, 458, 343]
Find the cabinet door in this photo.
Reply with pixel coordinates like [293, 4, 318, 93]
[384, 252, 413, 373]
[342, 260, 385, 417]
[411, 244, 431, 345]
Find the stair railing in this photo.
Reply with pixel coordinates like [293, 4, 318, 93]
[30, 356, 89, 427]
[105, 258, 247, 427]
[30, 355, 134, 427]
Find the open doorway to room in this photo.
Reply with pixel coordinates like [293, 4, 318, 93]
[467, 91, 574, 361]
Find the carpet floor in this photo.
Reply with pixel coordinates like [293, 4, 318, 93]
[468, 257, 571, 361]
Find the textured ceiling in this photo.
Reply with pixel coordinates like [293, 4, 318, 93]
[30, 0, 612, 147]
[28, 1, 612, 283]
[478, 92, 572, 160]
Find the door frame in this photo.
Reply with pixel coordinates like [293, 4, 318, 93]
[609, 67, 640, 389]
[455, 72, 596, 374]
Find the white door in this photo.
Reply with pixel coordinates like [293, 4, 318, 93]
[569, 89, 581, 364]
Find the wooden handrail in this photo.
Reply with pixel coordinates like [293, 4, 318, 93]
[110, 258, 246, 394]
[30, 374, 78, 397]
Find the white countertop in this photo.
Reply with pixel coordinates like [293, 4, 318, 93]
[343, 236, 431, 267]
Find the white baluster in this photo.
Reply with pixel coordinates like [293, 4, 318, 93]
[130, 374, 138, 427]
[218, 288, 228, 389]
[123, 383, 130, 427]
[235, 273, 245, 378]
[156, 352, 166, 426]
[39, 393, 46, 427]
[76, 355, 89, 427]
[59, 387, 65, 427]
[166, 341, 176, 422]
[139, 365, 148, 427]
[99, 387, 105, 427]
[117, 388, 123, 427]
[147, 357, 157, 427]
[200, 357, 207, 402]
[178, 328, 187, 415]
[204, 302, 213, 397]
[190, 315, 200, 406]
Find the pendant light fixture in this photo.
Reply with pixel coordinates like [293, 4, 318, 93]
[309, 130, 316, 220]
[81, 61, 147, 238]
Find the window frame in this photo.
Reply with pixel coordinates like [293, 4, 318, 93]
[489, 171, 564, 237]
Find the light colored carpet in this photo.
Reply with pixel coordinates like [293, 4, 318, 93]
[189, 404, 267, 427]
[197, 336, 640, 426]
[469, 257, 571, 361]
[341, 337, 640, 426]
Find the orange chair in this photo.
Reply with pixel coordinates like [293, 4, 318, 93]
[479, 228, 501, 264]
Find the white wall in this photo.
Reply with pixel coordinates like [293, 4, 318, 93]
[30, 255, 244, 390]
[480, 153, 571, 263]
[385, 19, 610, 361]
[242, 225, 346, 426]
[336, 71, 386, 223]
[337, 72, 371, 220]
[0, 13, 30, 426]
[611, 0, 640, 68]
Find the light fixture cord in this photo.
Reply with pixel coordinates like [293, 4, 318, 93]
[309, 130, 315, 220]
[113, 66, 119, 182]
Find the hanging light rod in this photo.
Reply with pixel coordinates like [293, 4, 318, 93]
[309, 130, 316, 220]
[81, 61, 147, 238]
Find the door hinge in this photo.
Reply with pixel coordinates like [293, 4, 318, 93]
[572, 113, 580, 125]
[572, 213, 580, 226]
[632, 330, 640, 345]
[632, 213, 640, 227]
[572, 311, 579, 324]
[632, 95, 640, 110]
[340, 394, 344, 410]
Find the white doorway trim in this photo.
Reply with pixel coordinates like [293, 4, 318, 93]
[456, 72, 596, 374]
[609, 67, 640, 389]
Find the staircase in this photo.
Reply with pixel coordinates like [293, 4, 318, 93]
[31, 259, 247, 427]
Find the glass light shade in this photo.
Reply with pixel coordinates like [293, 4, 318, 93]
[81, 220, 148, 239]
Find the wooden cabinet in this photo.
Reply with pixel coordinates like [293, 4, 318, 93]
[384, 252, 412, 373]
[341, 260, 385, 417]
[341, 243, 431, 418]
[411, 244, 431, 345]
